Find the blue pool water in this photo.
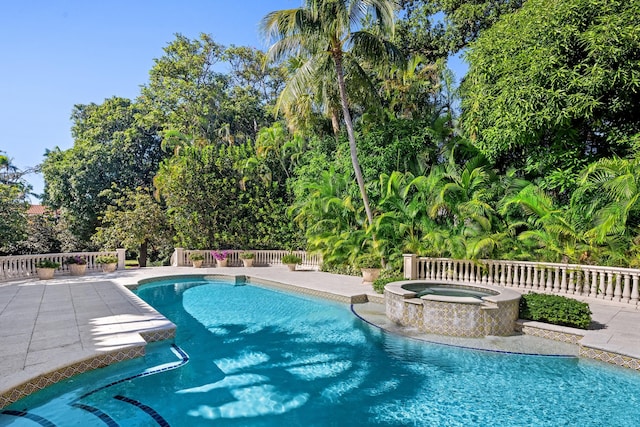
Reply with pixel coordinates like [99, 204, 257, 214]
[2, 277, 640, 426]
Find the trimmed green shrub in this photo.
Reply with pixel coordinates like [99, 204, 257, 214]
[519, 293, 592, 329]
[320, 262, 361, 277]
[372, 270, 404, 294]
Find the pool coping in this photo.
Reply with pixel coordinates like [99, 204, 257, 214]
[1, 267, 639, 409]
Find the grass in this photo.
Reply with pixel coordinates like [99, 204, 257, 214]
[125, 259, 139, 268]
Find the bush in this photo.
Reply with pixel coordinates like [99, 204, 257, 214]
[519, 293, 592, 329]
[35, 259, 60, 269]
[96, 255, 118, 264]
[372, 271, 404, 294]
[188, 252, 205, 261]
[281, 253, 302, 264]
[320, 262, 361, 276]
[354, 253, 382, 269]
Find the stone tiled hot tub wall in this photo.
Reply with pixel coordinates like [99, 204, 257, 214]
[385, 280, 521, 337]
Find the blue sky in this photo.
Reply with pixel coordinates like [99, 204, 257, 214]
[0, 0, 465, 200]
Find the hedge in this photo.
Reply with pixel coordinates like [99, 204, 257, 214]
[519, 293, 592, 329]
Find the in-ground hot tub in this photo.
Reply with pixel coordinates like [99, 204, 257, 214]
[384, 280, 521, 337]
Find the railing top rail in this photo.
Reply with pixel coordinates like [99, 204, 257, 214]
[414, 256, 640, 275]
[0, 251, 116, 261]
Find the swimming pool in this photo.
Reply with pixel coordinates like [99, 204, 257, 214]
[2, 276, 640, 426]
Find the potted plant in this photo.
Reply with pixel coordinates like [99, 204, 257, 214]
[239, 251, 255, 267]
[281, 253, 302, 271]
[355, 253, 382, 285]
[189, 252, 205, 268]
[96, 255, 118, 272]
[35, 260, 60, 280]
[65, 256, 87, 276]
[211, 250, 229, 267]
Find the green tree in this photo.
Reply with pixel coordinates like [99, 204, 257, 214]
[155, 143, 299, 250]
[0, 152, 30, 254]
[93, 187, 172, 267]
[398, 0, 523, 58]
[6, 213, 62, 255]
[261, 0, 402, 226]
[461, 0, 640, 191]
[41, 97, 167, 246]
[139, 35, 281, 146]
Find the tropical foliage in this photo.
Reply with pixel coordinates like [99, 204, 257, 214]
[3, 0, 639, 277]
[0, 152, 30, 254]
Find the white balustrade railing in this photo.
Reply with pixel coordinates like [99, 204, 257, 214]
[173, 248, 322, 269]
[403, 255, 640, 307]
[0, 251, 121, 282]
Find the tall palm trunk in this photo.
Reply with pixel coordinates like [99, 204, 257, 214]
[333, 52, 374, 226]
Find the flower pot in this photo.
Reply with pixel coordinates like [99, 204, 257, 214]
[69, 264, 87, 276]
[242, 258, 254, 267]
[286, 263, 297, 271]
[216, 259, 228, 268]
[361, 268, 381, 285]
[102, 263, 117, 273]
[37, 267, 55, 280]
[192, 260, 203, 268]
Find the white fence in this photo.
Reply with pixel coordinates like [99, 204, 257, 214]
[0, 251, 124, 282]
[403, 255, 640, 307]
[172, 248, 322, 269]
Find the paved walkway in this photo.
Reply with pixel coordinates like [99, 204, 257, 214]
[1, 266, 639, 408]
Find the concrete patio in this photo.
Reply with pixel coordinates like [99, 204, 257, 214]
[1, 266, 639, 408]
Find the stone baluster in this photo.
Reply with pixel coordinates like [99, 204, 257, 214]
[631, 274, 639, 305]
[588, 270, 597, 297]
[556, 267, 563, 292]
[567, 270, 575, 294]
[574, 270, 583, 295]
[602, 271, 613, 300]
[621, 274, 631, 303]
[598, 270, 606, 299]
[544, 268, 553, 292]
[609, 272, 623, 302]
[531, 266, 539, 290]
[525, 266, 533, 289]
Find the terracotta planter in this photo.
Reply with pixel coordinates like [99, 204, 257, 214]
[192, 260, 203, 268]
[216, 259, 228, 268]
[242, 258, 254, 267]
[361, 268, 381, 285]
[286, 263, 297, 271]
[37, 268, 55, 280]
[102, 263, 117, 273]
[69, 264, 87, 276]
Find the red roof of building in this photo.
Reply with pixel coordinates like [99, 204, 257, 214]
[27, 205, 52, 215]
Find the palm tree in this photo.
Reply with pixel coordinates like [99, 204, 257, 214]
[261, 0, 401, 226]
[576, 156, 640, 243]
